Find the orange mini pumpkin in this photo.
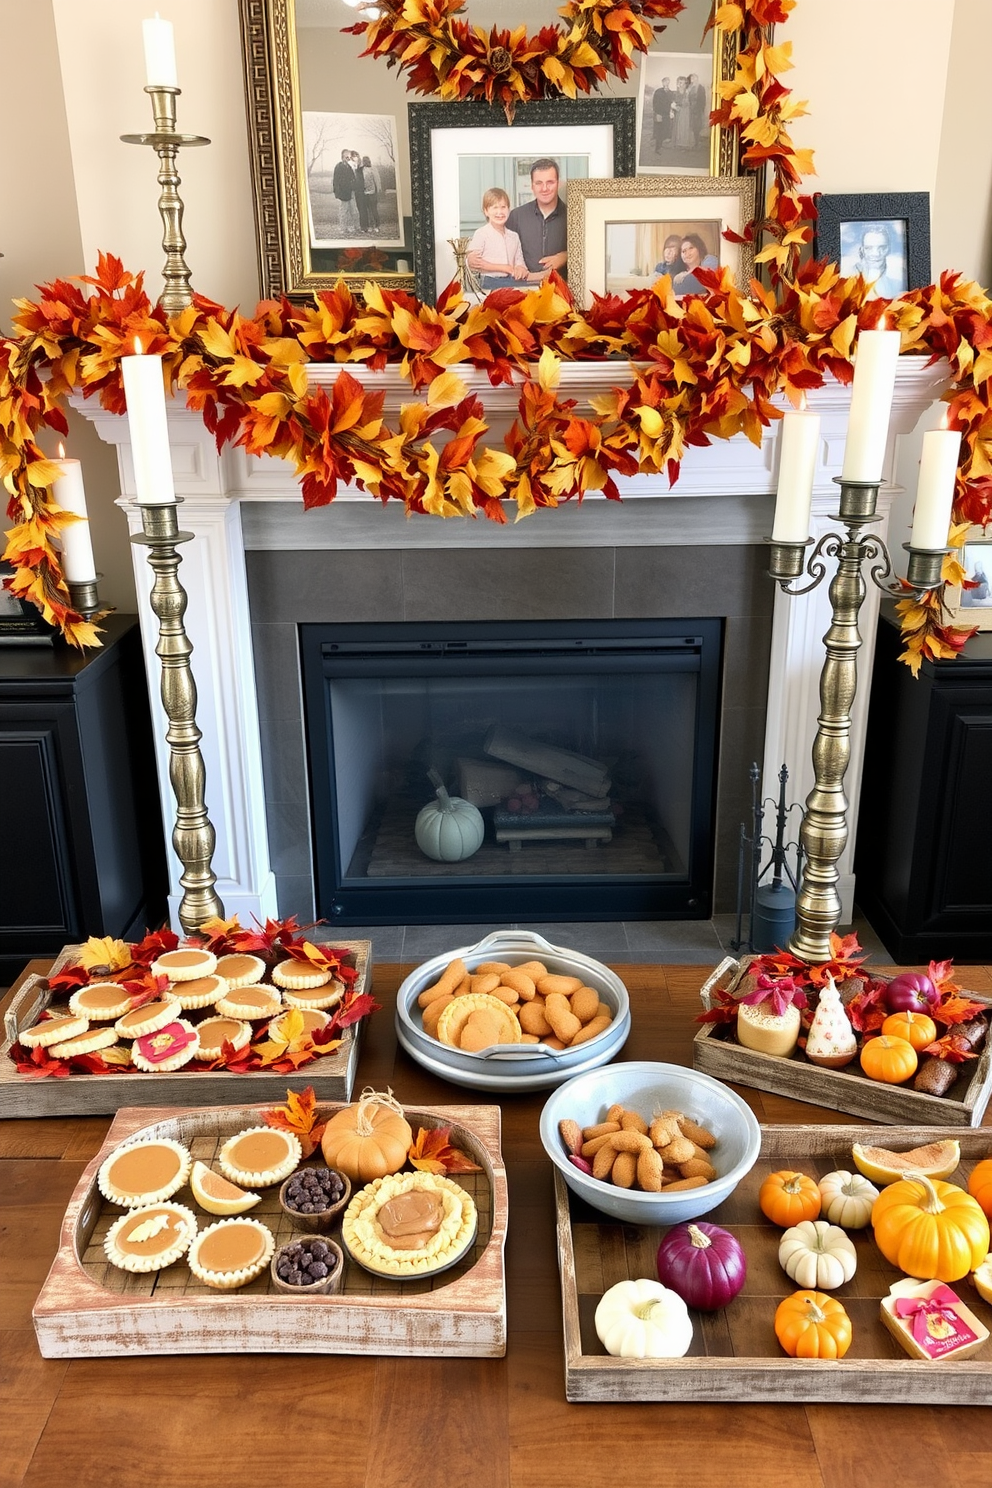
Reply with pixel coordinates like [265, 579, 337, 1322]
[774, 1290, 852, 1359]
[967, 1159, 992, 1221]
[880, 1011, 937, 1052]
[759, 1170, 821, 1228]
[320, 1087, 413, 1183]
[859, 1034, 918, 1084]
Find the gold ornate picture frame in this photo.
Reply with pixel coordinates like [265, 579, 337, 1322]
[946, 532, 992, 631]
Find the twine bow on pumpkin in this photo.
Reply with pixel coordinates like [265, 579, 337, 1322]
[739, 974, 807, 1017]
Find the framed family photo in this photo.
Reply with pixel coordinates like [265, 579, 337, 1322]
[408, 99, 636, 304]
[635, 0, 739, 178]
[567, 175, 755, 307]
[302, 110, 405, 251]
[946, 532, 992, 631]
[815, 192, 931, 300]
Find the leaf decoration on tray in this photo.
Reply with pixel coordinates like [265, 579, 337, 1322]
[264, 1085, 327, 1158]
[77, 936, 132, 973]
[130, 928, 180, 966]
[933, 995, 988, 1027]
[922, 1034, 980, 1064]
[408, 1125, 482, 1176]
[846, 982, 890, 1035]
[46, 963, 92, 996]
[283, 939, 359, 987]
[11, 1043, 72, 1079]
[929, 958, 961, 998]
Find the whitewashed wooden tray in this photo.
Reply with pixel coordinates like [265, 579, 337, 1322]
[33, 1099, 507, 1358]
[1, 941, 371, 1117]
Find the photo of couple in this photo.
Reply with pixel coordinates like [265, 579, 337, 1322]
[638, 51, 713, 175]
[605, 219, 722, 298]
[465, 159, 568, 293]
[303, 110, 404, 250]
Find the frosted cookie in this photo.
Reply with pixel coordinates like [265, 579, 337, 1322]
[271, 958, 332, 991]
[69, 983, 132, 1021]
[114, 995, 181, 1039]
[343, 1170, 477, 1278]
[192, 1015, 252, 1060]
[172, 973, 228, 1011]
[188, 1217, 274, 1290]
[18, 1014, 89, 1049]
[48, 1026, 119, 1059]
[218, 1126, 301, 1188]
[283, 981, 344, 1012]
[215, 984, 282, 1020]
[130, 1020, 200, 1072]
[213, 953, 266, 989]
[104, 1203, 197, 1273]
[150, 947, 218, 982]
[98, 1137, 193, 1207]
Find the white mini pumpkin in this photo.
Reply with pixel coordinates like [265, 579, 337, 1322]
[778, 1219, 857, 1290]
[817, 1170, 879, 1230]
[415, 771, 484, 862]
[594, 1278, 694, 1359]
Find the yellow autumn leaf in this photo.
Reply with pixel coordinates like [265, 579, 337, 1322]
[714, 3, 744, 29]
[473, 446, 516, 498]
[537, 345, 561, 392]
[198, 320, 238, 361]
[252, 392, 292, 418]
[635, 405, 664, 438]
[513, 470, 536, 520]
[426, 370, 467, 408]
[26, 459, 67, 489]
[78, 935, 132, 972]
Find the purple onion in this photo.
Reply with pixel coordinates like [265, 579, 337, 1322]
[656, 1221, 746, 1311]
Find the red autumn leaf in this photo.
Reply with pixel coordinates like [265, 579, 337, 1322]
[130, 928, 180, 965]
[846, 981, 889, 1034]
[928, 958, 960, 996]
[122, 972, 172, 1009]
[933, 995, 988, 1027]
[408, 1125, 481, 1175]
[330, 990, 379, 1031]
[922, 1033, 979, 1064]
[263, 1084, 327, 1157]
[47, 964, 91, 995]
[10, 1042, 72, 1079]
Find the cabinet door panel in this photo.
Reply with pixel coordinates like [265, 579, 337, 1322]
[0, 729, 77, 937]
[932, 709, 992, 913]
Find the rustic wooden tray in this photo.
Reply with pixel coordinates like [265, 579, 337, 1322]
[0, 942, 371, 1117]
[692, 956, 992, 1127]
[555, 1123, 992, 1404]
[33, 1098, 507, 1358]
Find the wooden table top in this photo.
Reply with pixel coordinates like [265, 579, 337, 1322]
[3, 959, 991, 1488]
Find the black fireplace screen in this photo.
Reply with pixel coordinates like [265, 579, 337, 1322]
[300, 620, 722, 924]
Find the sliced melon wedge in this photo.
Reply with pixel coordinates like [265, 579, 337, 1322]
[851, 1138, 961, 1186]
[973, 1254, 992, 1305]
[190, 1160, 261, 1215]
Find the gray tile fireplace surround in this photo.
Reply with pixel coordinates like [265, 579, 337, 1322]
[245, 537, 774, 927]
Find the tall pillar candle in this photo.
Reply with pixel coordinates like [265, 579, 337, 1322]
[121, 347, 178, 504]
[52, 455, 97, 583]
[143, 14, 178, 88]
[909, 427, 962, 551]
[840, 328, 901, 482]
[772, 408, 821, 542]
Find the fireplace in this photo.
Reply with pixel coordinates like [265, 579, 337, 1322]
[300, 619, 722, 923]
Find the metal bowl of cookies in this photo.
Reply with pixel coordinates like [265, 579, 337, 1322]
[394, 930, 630, 1092]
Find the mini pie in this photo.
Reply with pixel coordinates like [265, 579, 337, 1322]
[150, 947, 218, 982]
[192, 1015, 252, 1060]
[271, 958, 332, 991]
[215, 984, 283, 1020]
[436, 993, 522, 1050]
[270, 1007, 329, 1041]
[171, 973, 228, 1010]
[188, 1217, 275, 1290]
[342, 1170, 477, 1278]
[130, 1020, 200, 1073]
[98, 1137, 193, 1207]
[48, 1026, 119, 1059]
[213, 953, 266, 988]
[18, 1014, 89, 1049]
[114, 995, 181, 1039]
[69, 982, 133, 1021]
[218, 1126, 302, 1188]
[104, 1202, 198, 1273]
[282, 980, 344, 1012]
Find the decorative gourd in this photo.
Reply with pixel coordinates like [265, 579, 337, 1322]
[415, 769, 484, 862]
[320, 1087, 413, 1183]
[859, 1034, 918, 1084]
[968, 1159, 992, 1220]
[759, 1170, 821, 1228]
[817, 1170, 879, 1230]
[880, 1010, 937, 1052]
[871, 1174, 990, 1283]
[778, 1220, 858, 1290]
[774, 1290, 853, 1359]
[655, 1222, 746, 1311]
[594, 1278, 693, 1359]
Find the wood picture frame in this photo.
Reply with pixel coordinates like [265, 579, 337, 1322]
[814, 192, 931, 299]
[567, 174, 755, 308]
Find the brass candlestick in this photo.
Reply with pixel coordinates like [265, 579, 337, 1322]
[121, 87, 209, 314]
[768, 478, 950, 963]
[131, 500, 223, 934]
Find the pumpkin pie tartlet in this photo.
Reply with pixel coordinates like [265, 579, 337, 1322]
[98, 1137, 193, 1207]
[48, 1026, 119, 1059]
[271, 958, 332, 991]
[104, 1202, 198, 1273]
[150, 947, 218, 982]
[69, 982, 133, 1021]
[171, 973, 228, 1011]
[130, 1020, 200, 1072]
[192, 1015, 252, 1060]
[342, 1170, 477, 1278]
[19, 1013, 89, 1049]
[218, 1126, 301, 1188]
[114, 995, 181, 1039]
[188, 1217, 275, 1289]
[282, 980, 344, 1013]
[213, 953, 266, 988]
[215, 984, 282, 1020]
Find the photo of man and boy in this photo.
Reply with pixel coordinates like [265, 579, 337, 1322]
[466, 159, 569, 293]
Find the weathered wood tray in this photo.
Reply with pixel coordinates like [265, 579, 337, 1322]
[692, 956, 992, 1127]
[556, 1123, 992, 1404]
[33, 1098, 507, 1358]
[0, 941, 371, 1117]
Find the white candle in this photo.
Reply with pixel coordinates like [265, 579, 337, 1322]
[142, 14, 178, 88]
[840, 328, 901, 482]
[121, 345, 178, 504]
[772, 409, 821, 543]
[909, 427, 962, 550]
[53, 454, 97, 583]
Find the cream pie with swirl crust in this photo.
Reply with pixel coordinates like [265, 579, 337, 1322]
[104, 1202, 197, 1273]
[342, 1170, 477, 1278]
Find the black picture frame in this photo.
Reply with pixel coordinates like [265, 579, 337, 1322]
[0, 563, 55, 645]
[814, 192, 931, 298]
[408, 98, 637, 305]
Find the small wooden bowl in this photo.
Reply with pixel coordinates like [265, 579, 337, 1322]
[278, 1166, 351, 1233]
[270, 1235, 344, 1295]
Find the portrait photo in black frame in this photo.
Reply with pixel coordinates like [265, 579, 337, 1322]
[814, 192, 931, 300]
[408, 98, 637, 305]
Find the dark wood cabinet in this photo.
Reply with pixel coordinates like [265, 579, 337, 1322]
[855, 608, 992, 963]
[0, 615, 167, 980]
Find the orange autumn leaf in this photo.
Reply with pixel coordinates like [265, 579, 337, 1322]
[263, 1084, 327, 1157]
[933, 995, 989, 1027]
[408, 1125, 481, 1175]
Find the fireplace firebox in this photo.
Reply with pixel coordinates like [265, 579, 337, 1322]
[300, 619, 722, 924]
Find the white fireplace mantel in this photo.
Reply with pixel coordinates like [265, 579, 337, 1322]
[75, 358, 949, 929]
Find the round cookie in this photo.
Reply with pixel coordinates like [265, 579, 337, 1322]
[435, 993, 522, 1050]
[150, 947, 218, 982]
